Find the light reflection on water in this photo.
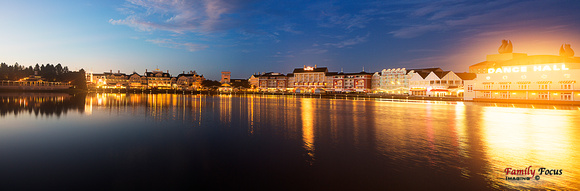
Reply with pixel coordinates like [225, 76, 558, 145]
[0, 93, 578, 190]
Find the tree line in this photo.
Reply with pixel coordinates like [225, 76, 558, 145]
[0, 62, 86, 89]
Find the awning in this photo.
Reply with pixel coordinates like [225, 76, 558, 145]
[558, 80, 576, 84]
[430, 89, 448, 92]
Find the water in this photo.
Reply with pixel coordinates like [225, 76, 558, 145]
[1, 93, 579, 190]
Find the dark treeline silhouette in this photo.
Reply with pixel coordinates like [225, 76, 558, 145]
[0, 93, 86, 117]
[0, 62, 86, 89]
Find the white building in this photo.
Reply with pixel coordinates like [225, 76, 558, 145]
[464, 42, 580, 103]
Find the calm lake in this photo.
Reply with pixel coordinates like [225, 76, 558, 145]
[1, 93, 579, 190]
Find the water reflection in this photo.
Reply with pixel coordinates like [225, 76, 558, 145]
[301, 98, 315, 164]
[480, 107, 580, 190]
[1, 93, 578, 190]
[0, 93, 85, 117]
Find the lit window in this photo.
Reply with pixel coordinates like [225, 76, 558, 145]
[561, 84, 572, 90]
[538, 92, 549, 99]
[561, 93, 572, 101]
[539, 84, 549, 90]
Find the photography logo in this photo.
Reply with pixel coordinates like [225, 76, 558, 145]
[504, 166, 563, 181]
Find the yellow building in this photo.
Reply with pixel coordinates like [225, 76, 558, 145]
[464, 41, 580, 104]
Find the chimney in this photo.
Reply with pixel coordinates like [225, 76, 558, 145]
[146, 69, 148, 73]
[167, 70, 169, 74]
[118, 70, 120, 73]
[110, 70, 112, 73]
[183, 71, 185, 74]
[315, 64, 317, 68]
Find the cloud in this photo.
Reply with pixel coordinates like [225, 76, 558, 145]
[324, 33, 369, 48]
[146, 39, 208, 52]
[110, 0, 236, 34]
[277, 23, 303, 34]
[389, 24, 445, 38]
[302, 48, 328, 54]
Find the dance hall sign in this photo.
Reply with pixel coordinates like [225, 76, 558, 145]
[487, 64, 570, 74]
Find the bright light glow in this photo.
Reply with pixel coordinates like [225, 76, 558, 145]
[487, 64, 569, 74]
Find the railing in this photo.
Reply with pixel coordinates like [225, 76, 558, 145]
[0, 80, 71, 89]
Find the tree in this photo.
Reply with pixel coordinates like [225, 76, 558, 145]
[201, 80, 222, 89]
[232, 80, 250, 89]
[56, 63, 63, 76]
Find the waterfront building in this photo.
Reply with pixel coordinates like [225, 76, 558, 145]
[248, 74, 259, 89]
[464, 41, 580, 103]
[176, 71, 205, 90]
[329, 71, 372, 92]
[409, 68, 474, 97]
[145, 69, 174, 89]
[221, 71, 231, 84]
[256, 72, 286, 91]
[104, 70, 129, 88]
[292, 65, 328, 92]
[1, 74, 71, 90]
[379, 68, 414, 94]
[128, 72, 147, 89]
[286, 73, 295, 89]
[371, 72, 381, 92]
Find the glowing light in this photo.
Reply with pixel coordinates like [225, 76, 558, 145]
[487, 64, 569, 74]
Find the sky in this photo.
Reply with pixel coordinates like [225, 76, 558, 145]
[1, 0, 580, 80]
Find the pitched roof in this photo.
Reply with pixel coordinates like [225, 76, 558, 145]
[292, 67, 328, 73]
[256, 72, 285, 77]
[344, 71, 373, 76]
[455, 72, 477, 80]
[433, 71, 450, 79]
[408, 68, 443, 73]
[145, 72, 171, 77]
[417, 71, 431, 79]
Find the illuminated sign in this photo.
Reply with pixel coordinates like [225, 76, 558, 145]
[304, 66, 314, 71]
[487, 64, 569, 74]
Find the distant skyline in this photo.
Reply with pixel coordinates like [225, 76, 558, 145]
[1, 0, 580, 80]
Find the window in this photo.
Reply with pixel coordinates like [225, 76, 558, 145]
[467, 85, 473, 92]
[561, 84, 572, 90]
[518, 84, 529, 89]
[500, 92, 510, 99]
[561, 93, 572, 101]
[539, 84, 549, 90]
[484, 84, 493, 89]
[500, 84, 510, 89]
[539, 92, 549, 99]
[483, 91, 492, 98]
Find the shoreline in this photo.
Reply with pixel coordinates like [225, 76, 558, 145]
[2, 89, 579, 106]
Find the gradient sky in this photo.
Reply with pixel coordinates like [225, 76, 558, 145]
[1, 0, 580, 80]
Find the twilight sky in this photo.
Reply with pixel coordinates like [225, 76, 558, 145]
[1, 0, 580, 80]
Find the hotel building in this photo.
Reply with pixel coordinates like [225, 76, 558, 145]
[292, 65, 329, 92]
[256, 72, 287, 91]
[176, 71, 205, 90]
[329, 71, 373, 92]
[409, 68, 475, 97]
[378, 68, 414, 94]
[464, 42, 580, 103]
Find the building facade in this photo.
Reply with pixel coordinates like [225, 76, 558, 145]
[464, 42, 580, 103]
[292, 66, 328, 92]
[176, 71, 205, 90]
